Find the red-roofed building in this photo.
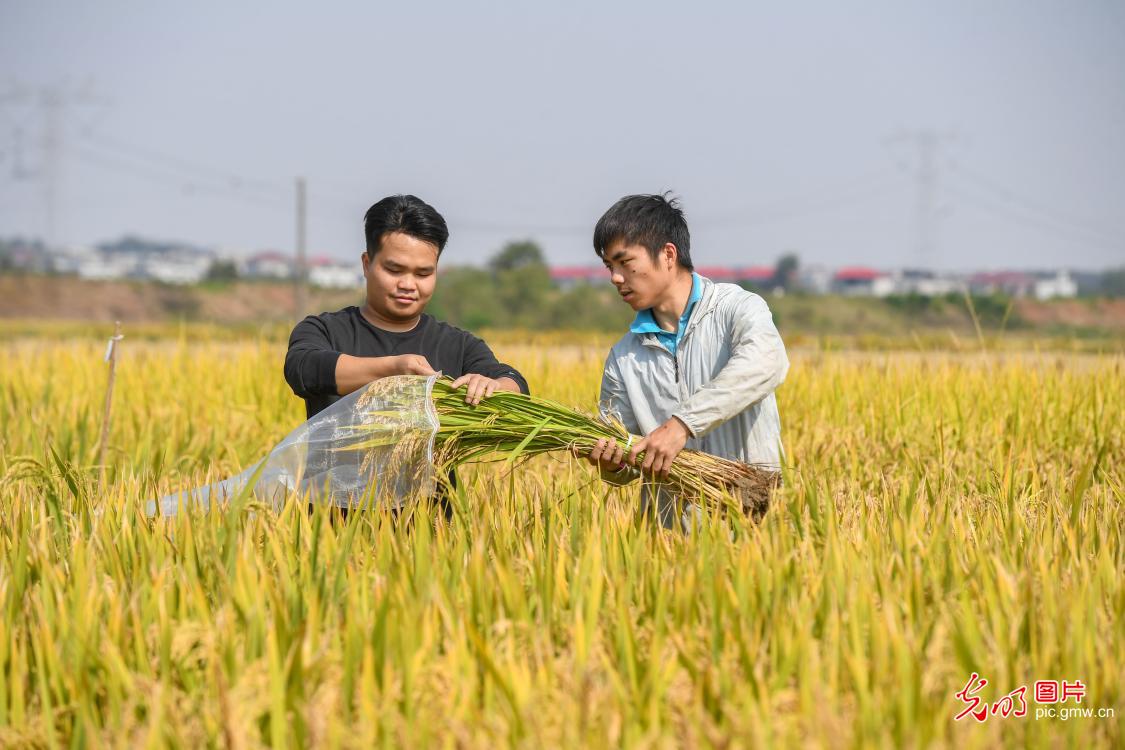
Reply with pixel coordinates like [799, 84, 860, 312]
[833, 266, 895, 296]
[244, 250, 293, 280]
[307, 255, 363, 289]
[696, 266, 740, 283]
[739, 266, 775, 282]
[968, 271, 1036, 297]
[834, 266, 882, 282]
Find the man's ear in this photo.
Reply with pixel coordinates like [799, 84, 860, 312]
[662, 243, 678, 270]
[360, 251, 371, 273]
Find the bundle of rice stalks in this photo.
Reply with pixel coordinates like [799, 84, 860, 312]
[429, 378, 777, 516]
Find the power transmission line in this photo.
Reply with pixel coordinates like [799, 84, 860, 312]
[82, 131, 291, 198]
[71, 145, 291, 211]
[695, 170, 901, 228]
[945, 181, 1123, 253]
[948, 163, 1121, 246]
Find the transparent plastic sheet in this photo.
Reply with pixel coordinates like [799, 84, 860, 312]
[145, 374, 441, 517]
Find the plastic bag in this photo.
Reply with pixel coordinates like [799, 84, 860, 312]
[146, 374, 440, 517]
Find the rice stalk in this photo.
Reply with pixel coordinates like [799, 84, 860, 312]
[426, 378, 778, 516]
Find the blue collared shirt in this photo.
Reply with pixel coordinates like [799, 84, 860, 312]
[629, 273, 703, 355]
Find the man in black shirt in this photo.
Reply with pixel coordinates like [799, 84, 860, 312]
[284, 195, 528, 517]
[285, 194, 529, 419]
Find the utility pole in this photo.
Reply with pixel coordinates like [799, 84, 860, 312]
[886, 130, 957, 260]
[295, 176, 307, 320]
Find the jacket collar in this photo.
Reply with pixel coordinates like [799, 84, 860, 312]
[636, 276, 719, 350]
[629, 272, 702, 336]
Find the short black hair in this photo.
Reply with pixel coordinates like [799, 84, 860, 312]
[364, 195, 449, 257]
[593, 192, 693, 271]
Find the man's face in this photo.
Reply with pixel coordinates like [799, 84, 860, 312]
[361, 231, 439, 321]
[602, 240, 677, 311]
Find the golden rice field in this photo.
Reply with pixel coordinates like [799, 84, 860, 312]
[0, 328, 1121, 748]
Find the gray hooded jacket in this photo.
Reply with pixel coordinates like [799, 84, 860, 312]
[598, 277, 789, 526]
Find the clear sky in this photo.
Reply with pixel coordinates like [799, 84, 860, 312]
[1, 0, 1122, 270]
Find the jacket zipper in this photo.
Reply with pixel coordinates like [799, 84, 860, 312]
[641, 338, 680, 383]
[640, 282, 717, 386]
[674, 307, 713, 385]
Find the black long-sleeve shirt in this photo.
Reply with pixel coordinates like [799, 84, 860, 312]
[284, 306, 529, 419]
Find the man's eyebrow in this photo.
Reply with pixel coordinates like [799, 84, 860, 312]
[608, 249, 629, 262]
[383, 259, 435, 273]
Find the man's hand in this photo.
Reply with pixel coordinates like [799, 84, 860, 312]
[574, 437, 627, 472]
[627, 417, 691, 480]
[388, 354, 436, 376]
[450, 373, 509, 405]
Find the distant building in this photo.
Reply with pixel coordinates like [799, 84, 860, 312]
[968, 271, 1037, 298]
[243, 250, 294, 280]
[1033, 270, 1077, 300]
[798, 264, 833, 294]
[308, 256, 363, 289]
[833, 266, 895, 297]
[77, 252, 136, 280]
[893, 268, 963, 297]
[41, 245, 95, 276]
[142, 249, 212, 284]
[966, 270, 1077, 300]
[69, 236, 216, 284]
[0, 238, 51, 273]
[737, 266, 776, 288]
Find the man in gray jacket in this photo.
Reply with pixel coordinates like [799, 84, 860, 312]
[581, 193, 789, 528]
